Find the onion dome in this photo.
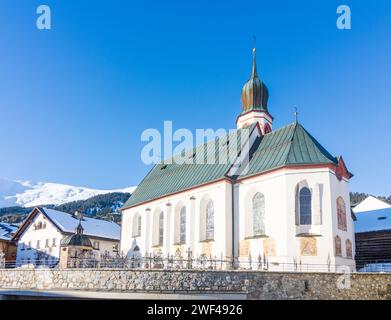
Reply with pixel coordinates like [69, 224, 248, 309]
[241, 47, 269, 114]
[60, 221, 92, 248]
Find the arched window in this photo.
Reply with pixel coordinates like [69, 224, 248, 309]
[132, 213, 141, 237]
[299, 187, 312, 225]
[346, 239, 352, 258]
[252, 193, 265, 235]
[206, 200, 214, 240]
[335, 236, 342, 256]
[180, 207, 186, 243]
[137, 215, 142, 236]
[337, 197, 347, 231]
[264, 123, 272, 134]
[158, 211, 164, 246]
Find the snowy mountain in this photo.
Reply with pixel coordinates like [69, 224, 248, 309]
[0, 178, 136, 208]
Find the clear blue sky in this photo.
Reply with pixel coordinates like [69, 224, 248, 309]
[0, 0, 390, 195]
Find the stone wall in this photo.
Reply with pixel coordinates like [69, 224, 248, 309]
[0, 268, 390, 299]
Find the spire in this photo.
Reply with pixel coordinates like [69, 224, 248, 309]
[76, 221, 84, 235]
[237, 39, 273, 131]
[251, 36, 258, 79]
[251, 47, 258, 79]
[240, 40, 269, 114]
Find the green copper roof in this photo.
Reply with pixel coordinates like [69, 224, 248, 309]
[239, 122, 337, 178]
[61, 234, 93, 248]
[122, 122, 338, 209]
[122, 124, 257, 209]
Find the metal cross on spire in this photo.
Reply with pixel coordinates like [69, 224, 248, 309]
[294, 107, 299, 123]
[251, 35, 258, 78]
[253, 35, 256, 52]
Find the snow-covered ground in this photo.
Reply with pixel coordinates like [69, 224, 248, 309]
[0, 178, 136, 208]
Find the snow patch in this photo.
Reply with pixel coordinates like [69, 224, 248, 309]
[0, 178, 136, 208]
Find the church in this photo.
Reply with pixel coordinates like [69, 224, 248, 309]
[120, 48, 356, 271]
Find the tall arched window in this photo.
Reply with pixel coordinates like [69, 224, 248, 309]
[206, 200, 214, 240]
[299, 187, 312, 225]
[132, 213, 141, 237]
[335, 235, 342, 256]
[137, 215, 142, 236]
[180, 207, 186, 243]
[346, 239, 352, 258]
[337, 197, 347, 231]
[252, 193, 265, 235]
[158, 211, 164, 246]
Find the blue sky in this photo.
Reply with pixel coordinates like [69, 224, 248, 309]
[0, 0, 390, 195]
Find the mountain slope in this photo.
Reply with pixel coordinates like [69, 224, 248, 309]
[0, 178, 136, 208]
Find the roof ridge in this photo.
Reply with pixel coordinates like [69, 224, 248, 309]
[281, 122, 298, 166]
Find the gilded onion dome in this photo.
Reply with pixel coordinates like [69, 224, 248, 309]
[241, 48, 269, 114]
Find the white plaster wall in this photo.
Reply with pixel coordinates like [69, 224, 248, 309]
[16, 212, 63, 264]
[16, 212, 120, 265]
[89, 237, 119, 256]
[329, 171, 355, 268]
[237, 167, 355, 269]
[121, 167, 355, 270]
[121, 180, 233, 258]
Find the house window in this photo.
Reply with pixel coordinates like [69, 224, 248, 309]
[337, 197, 347, 231]
[21, 243, 25, 251]
[346, 239, 352, 258]
[159, 211, 164, 246]
[252, 193, 266, 236]
[36, 240, 40, 249]
[335, 236, 342, 256]
[45, 239, 49, 248]
[205, 200, 214, 240]
[37, 222, 42, 230]
[180, 206, 186, 243]
[42, 222, 47, 229]
[299, 187, 312, 225]
[27, 241, 32, 250]
[52, 238, 56, 247]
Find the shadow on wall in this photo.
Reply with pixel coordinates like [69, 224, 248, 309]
[14, 247, 58, 268]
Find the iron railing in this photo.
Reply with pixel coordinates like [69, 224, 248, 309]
[1, 252, 390, 272]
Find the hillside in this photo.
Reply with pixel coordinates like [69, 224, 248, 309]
[0, 177, 135, 208]
[0, 192, 131, 225]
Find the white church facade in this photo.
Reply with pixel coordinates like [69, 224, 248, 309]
[120, 49, 356, 271]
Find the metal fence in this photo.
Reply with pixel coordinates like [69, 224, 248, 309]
[1, 251, 390, 273]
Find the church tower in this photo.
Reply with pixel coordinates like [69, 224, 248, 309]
[236, 47, 273, 133]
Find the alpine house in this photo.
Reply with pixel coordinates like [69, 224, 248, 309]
[13, 207, 121, 267]
[120, 48, 355, 270]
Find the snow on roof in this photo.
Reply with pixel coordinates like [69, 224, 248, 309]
[41, 208, 120, 241]
[353, 196, 391, 213]
[0, 222, 18, 241]
[355, 207, 391, 233]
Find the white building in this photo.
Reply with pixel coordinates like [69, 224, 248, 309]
[13, 207, 120, 266]
[353, 196, 391, 213]
[120, 48, 356, 271]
